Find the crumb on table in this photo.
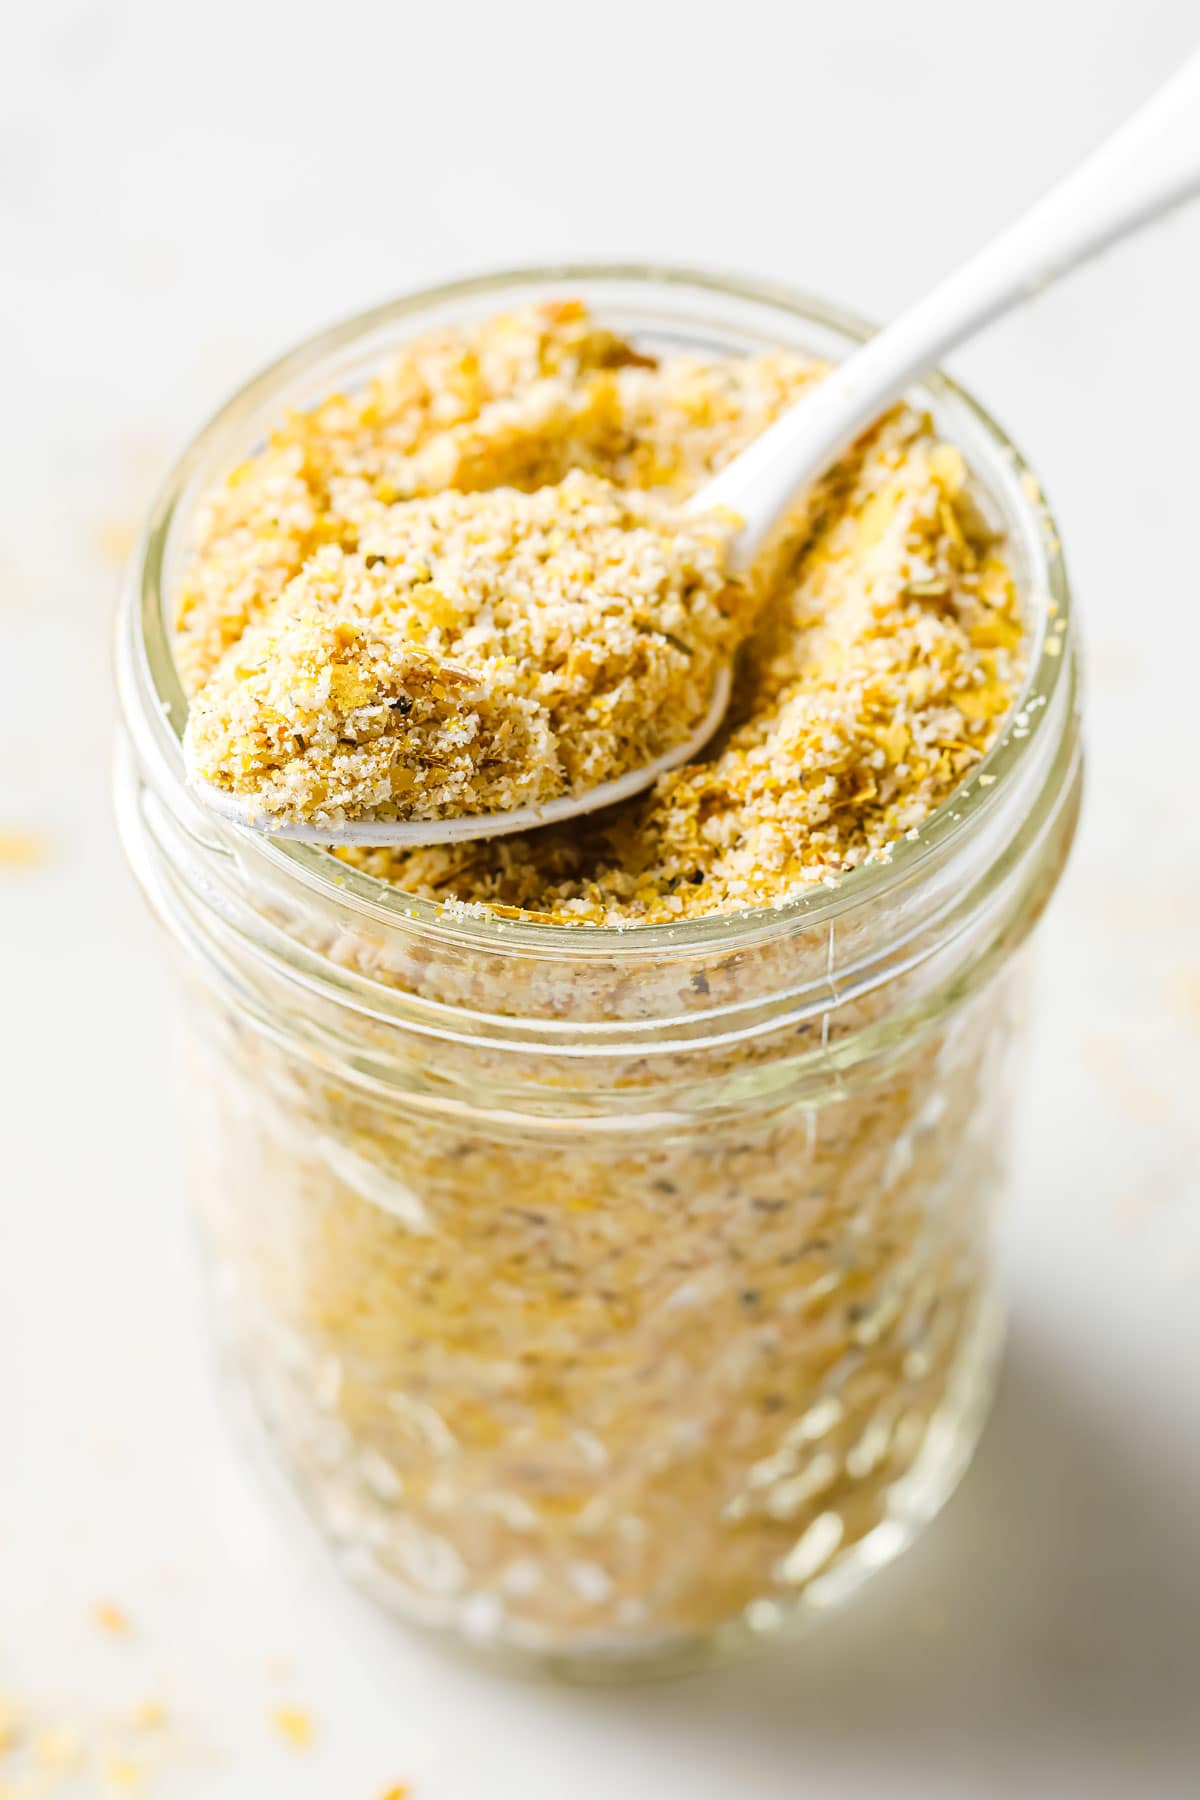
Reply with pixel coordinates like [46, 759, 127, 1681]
[270, 1706, 314, 1750]
[0, 831, 49, 870]
[92, 1602, 132, 1638]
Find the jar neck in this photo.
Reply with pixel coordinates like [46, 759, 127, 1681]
[115, 637, 1079, 1094]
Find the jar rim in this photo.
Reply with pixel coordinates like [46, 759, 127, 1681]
[118, 261, 1074, 962]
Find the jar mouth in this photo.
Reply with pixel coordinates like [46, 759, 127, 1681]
[118, 261, 1074, 961]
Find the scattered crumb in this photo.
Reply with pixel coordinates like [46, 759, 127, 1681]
[0, 1700, 25, 1756]
[100, 1755, 145, 1793]
[270, 1707, 314, 1751]
[0, 832, 47, 870]
[93, 1602, 132, 1638]
[0, 1693, 196, 1798]
[32, 1727, 80, 1772]
[129, 1703, 166, 1733]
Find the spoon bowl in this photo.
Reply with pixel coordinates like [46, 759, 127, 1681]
[193, 663, 733, 847]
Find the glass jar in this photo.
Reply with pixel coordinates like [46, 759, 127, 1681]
[113, 266, 1081, 1678]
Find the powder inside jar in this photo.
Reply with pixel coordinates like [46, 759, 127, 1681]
[176, 299, 1024, 918]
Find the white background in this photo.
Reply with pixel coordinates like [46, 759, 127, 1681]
[3, 2, 1199, 1795]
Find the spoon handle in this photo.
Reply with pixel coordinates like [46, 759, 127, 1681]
[702, 48, 1200, 570]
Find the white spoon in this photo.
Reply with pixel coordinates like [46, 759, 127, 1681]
[196, 48, 1200, 847]
[699, 46, 1200, 574]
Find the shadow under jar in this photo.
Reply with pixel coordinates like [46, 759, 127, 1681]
[114, 266, 1081, 1679]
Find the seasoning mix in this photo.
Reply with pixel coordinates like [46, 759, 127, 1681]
[116, 273, 1080, 1673]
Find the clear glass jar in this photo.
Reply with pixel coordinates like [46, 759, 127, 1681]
[113, 267, 1081, 1678]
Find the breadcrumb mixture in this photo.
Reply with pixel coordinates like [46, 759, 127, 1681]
[149, 299, 1069, 1668]
[176, 301, 1024, 919]
[185, 475, 738, 827]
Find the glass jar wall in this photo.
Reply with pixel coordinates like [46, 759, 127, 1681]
[115, 268, 1081, 1676]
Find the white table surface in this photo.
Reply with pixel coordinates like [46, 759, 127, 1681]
[3, 3, 1199, 1794]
